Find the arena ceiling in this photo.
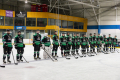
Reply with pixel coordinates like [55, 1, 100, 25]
[0, 0, 120, 23]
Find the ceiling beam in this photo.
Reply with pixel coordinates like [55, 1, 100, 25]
[67, 0, 99, 8]
[18, 0, 70, 10]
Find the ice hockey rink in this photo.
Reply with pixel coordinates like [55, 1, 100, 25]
[0, 45, 120, 80]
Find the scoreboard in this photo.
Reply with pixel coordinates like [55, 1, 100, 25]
[31, 4, 48, 12]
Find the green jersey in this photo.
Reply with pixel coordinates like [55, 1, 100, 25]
[93, 36, 97, 44]
[14, 35, 24, 47]
[33, 33, 41, 45]
[60, 36, 66, 46]
[75, 36, 80, 45]
[42, 36, 51, 46]
[66, 35, 72, 45]
[72, 36, 76, 46]
[104, 38, 108, 44]
[2, 33, 12, 47]
[80, 37, 87, 46]
[52, 35, 59, 45]
[112, 38, 117, 45]
[89, 36, 94, 44]
[96, 36, 102, 44]
[107, 37, 112, 44]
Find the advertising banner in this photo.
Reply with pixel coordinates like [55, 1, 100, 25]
[15, 11, 27, 17]
[6, 10, 13, 17]
[14, 26, 26, 30]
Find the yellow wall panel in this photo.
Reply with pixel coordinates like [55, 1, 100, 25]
[0, 10, 5, 16]
[46, 25, 59, 30]
[13, 11, 15, 17]
[0, 26, 14, 29]
[26, 27, 46, 30]
[60, 28, 86, 32]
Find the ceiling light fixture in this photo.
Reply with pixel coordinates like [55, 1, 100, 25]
[25, 0, 27, 3]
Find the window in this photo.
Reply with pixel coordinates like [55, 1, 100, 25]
[14, 17, 25, 26]
[74, 22, 79, 29]
[56, 19, 61, 28]
[0, 16, 4, 25]
[37, 18, 47, 27]
[26, 18, 36, 26]
[48, 18, 55, 25]
[68, 21, 73, 29]
[5, 17, 13, 26]
[62, 20, 67, 28]
[79, 22, 84, 29]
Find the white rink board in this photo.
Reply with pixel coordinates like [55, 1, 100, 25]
[0, 45, 120, 80]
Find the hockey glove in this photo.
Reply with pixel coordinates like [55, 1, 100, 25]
[23, 44, 25, 48]
[15, 44, 17, 49]
[4, 43, 8, 48]
[33, 43, 35, 47]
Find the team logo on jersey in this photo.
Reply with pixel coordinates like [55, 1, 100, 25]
[95, 37, 96, 40]
[98, 38, 100, 41]
[8, 36, 11, 40]
[47, 37, 50, 41]
[69, 37, 71, 41]
[56, 36, 58, 41]
[83, 38, 85, 41]
[37, 36, 40, 40]
[63, 38, 65, 41]
[19, 38, 22, 42]
[77, 38, 80, 41]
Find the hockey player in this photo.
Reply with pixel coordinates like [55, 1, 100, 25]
[42, 33, 51, 59]
[96, 34, 102, 52]
[33, 29, 42, 60]
[80, 34, 87, 57]
[66, 32, 72, 55]
[103, 35, 108, 52]
[52, 31, 59, 57]
[107, 34, 113, 52]
[89, 33, 94, 53]
[84, 34, 89, 53]
[112, 35, 117, 51]
[93, 33, 97, 53]
[75, 33, 80, 54]
[2, 29, 12, 63]
[71, 33, 77, 55]
[14, 30, 25, 62]
[60, 33, 67, 57]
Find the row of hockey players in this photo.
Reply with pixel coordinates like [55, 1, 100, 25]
[59, 33, 117, 56]
[2, 29, 117, 63]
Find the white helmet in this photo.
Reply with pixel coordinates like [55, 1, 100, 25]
[44, 33, 48, 36]
[100, 33, 102, 36]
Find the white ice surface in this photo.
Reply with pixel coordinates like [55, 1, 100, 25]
[0, 45, 120, 80]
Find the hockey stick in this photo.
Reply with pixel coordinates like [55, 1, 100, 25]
[72, 54, 79, 59]
[71, 50, 79, 59]
[11, 51, 18, 65]
[77, 53, 83, 57]
[0, 65, 5, 68]
[59, 46, 70, 60]
[42, 46, 57, 62]
[77, 48, 83, 57]
[23, 56, 29, 63]
[116, 49, 119, 53]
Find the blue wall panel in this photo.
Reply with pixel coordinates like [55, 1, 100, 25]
[87, 25, 120, 33]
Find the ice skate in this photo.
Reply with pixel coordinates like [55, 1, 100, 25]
[3, 60, 6, 64]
